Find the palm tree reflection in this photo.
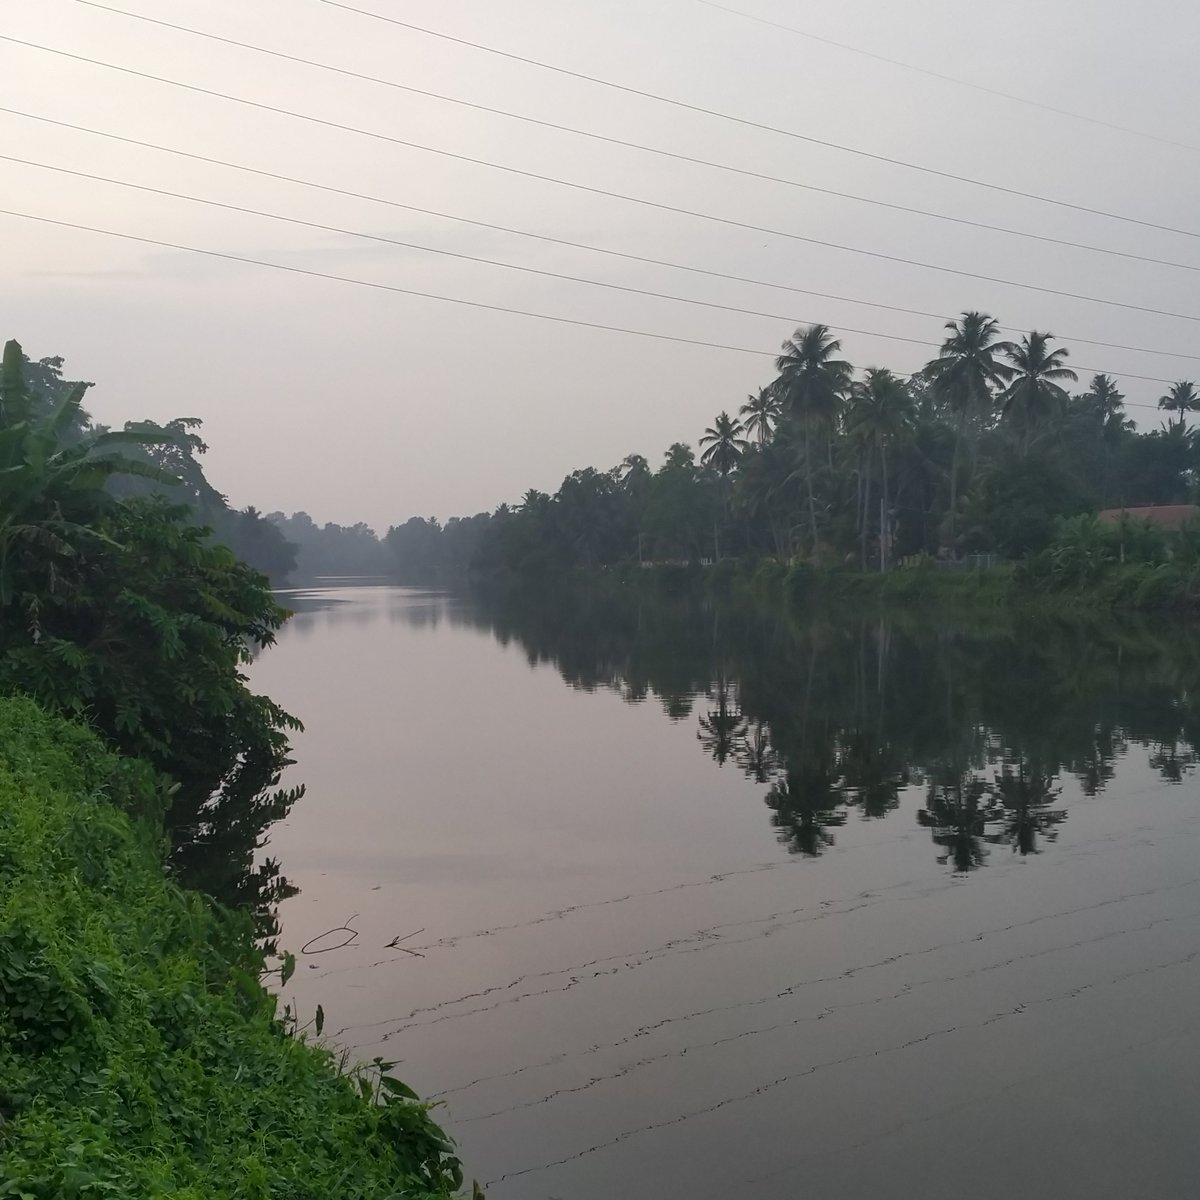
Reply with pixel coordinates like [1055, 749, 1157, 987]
[765, 759, 848, 857]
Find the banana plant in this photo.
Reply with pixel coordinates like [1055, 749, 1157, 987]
[0, 339, 177, 605]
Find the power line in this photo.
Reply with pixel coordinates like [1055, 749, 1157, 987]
[0, 207, 766, 357]
[5, 37, 1200, 327]
[692, 0, 1200, 156]
[9, 108, 1197, 369]
[316, 0, 1200, 242]
[1, 153, 942, 350]
[68, 1, 1200, 276]
[0, 208, 1180, 391]
[9, 151, 1200, 374]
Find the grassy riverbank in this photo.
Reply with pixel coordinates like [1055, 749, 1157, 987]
[706, 547, 1200, 615]
[0, 696, 463, 1200]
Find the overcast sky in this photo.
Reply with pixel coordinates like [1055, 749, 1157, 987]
[4, 0, 1199, 528]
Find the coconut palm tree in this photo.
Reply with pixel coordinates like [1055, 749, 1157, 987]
[773, 325, 851, 555]
[738, 386, 780, 446]
[925, 312, 1013, 550]
[1001, 332, 1077, 456]
[699, 413, 747, 559]
[619, 453, 651, 486]
[1158, 380, 1199, 431]
[1085, 374, 1125, 427]
[698, 412, 747, 478]
[1083, 374, 1126, 504]
[845, 368, 914, 569]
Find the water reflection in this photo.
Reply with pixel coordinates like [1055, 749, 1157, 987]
[187, 576, 1200, 960]
[186, 581, 1200, 947]
[449, 581, 1200, 872]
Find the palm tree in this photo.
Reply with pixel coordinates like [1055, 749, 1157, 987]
[925, 312, 1013, 550]
[1001, 332, 1077, 456]
[698, 412, 747, 478]
[1083, 374, 1126, 504]
[773, 325, 851, 555]
[619, 453, 651, 486]
[845, 368, 914, 569]
[699, 412, 747, 560]
[738, 386, 780, 446]
[1085, 374, 1125, 427]
[1158, 380, 1199, 431]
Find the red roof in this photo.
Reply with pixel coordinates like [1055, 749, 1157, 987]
[1097, 505, 1200, 528]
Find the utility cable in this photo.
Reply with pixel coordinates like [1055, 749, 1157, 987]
[6, 107, 1196, 368]
[9, 150, 1200, 371]
[691, 0, 1199, 155]
[315, 0, 1200, 241]
[0, 208, 1179, 389]
[4, 37, 1199, 326]
[67, 2, 1200, 275]
[0, 207, 767, 358]
[1, 154, 940, 351]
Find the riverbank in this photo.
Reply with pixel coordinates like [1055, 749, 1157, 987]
[693, 551, 1200, 614]
[0, 696, 463, 1199]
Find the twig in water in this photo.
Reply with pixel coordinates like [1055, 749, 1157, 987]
[384, 927, 426, 956]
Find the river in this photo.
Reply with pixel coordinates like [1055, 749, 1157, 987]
[245, 582, 1200, 1199]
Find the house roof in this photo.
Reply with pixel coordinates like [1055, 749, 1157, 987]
[1097, 505, 1200, 528]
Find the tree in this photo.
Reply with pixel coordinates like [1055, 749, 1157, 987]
[774, 325, 851, 555]
[845, 368, 914, 569]
[0, 340, 299, 820]
[1001, 331, 1077, 456]
[1082, 374, 1127, 505]
[699, 413, 748, 560]
[0, 340, 172, 605]
[926, 313, 1013, 550]
[698, 412, 747, 478]
[1158, 380, 1199, 431]
[739, 387, 780, 446]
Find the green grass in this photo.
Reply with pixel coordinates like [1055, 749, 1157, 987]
[0, 696, 464, 1200]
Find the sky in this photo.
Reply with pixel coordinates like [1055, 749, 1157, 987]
[3, 0, 1199, 529]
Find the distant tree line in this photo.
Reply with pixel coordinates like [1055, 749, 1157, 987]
[20, 322, 1200, 585]
[381, 314, 1200, 576]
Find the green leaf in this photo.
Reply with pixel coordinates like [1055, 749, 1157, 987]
[379, 1075, 419, 1101]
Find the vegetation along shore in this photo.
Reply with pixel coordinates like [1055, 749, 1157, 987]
[0, 340, 466, 1197]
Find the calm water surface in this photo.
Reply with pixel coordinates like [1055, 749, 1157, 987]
[249, 584, 1200, 1199]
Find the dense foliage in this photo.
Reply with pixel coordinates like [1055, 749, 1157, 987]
[0, 697, 463, 1199]
[382, 315, 1200, 578]
[0, 342, 301, 860]
[1, 339, 465, 1193]
[12, 347, 297, 583]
